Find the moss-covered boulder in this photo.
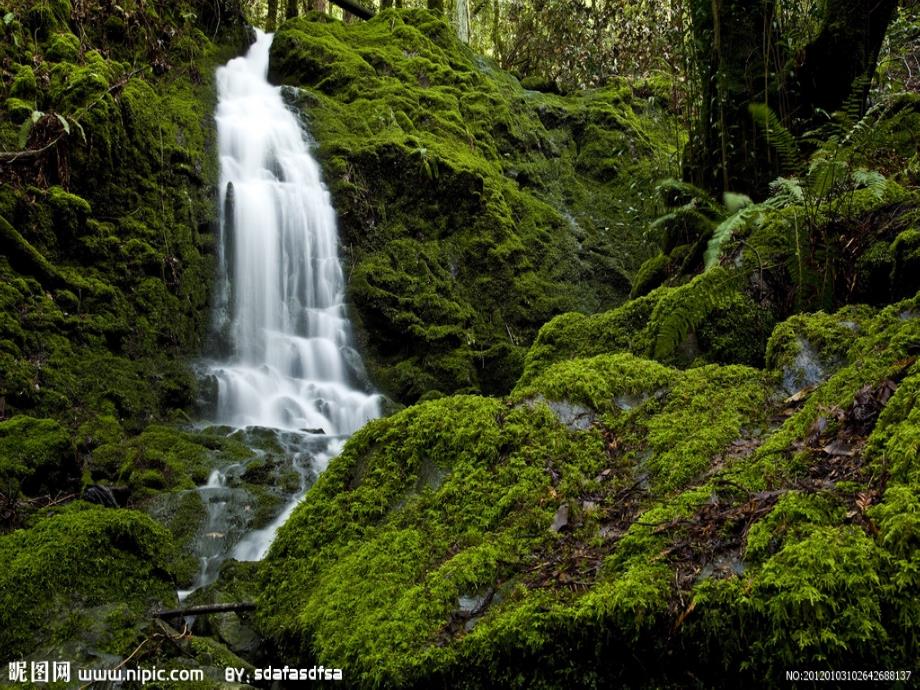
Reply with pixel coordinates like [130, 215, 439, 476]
[517, 267, 773, 385]
[258, 290, 920, 687]
[0, 503, 178, 659]
[268, 9, 677, 401]
[0, 0, 248, 515]
[0, 415, 76, 496]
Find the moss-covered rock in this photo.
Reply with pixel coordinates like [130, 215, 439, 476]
[0, 415, 76, 496]
[765, 306, 875, 394]
[517, 266, 771, 384]
[258, 290, 920, 687]
[0, 0, 249, 512]
[267, 9, 676, 401]
[0, 503, 177, 659]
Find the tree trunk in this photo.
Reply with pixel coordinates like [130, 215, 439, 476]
[685, 0, 900, 199]
[266, 0, 278, 31]
[286, 0, 298, 20]
[686, 0, 780, 196]
[456, 0, 470, 42]
[428, 0, 444, 14]
[793, 0, 900, 121]
[327, 0, 375, 20]
[154, 602, 256, 619]
[381, 0, 393, 8]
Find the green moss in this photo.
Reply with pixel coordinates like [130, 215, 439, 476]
[0, 415, 75, 496]
[45, 31, 81, 61]
[764, 306, 875, 392]
[258, 351, 770, 681]
[518, 267, 767, 384]
[4, 96, 34, 123]
[515, 352, 673, 411]
[744, 492, 842, 563]
[0, 503, 177, 658]
[0, 0, 240, 495]
[269, 9, 676, 401]
[10, 64, 37, 99]
[631, 253, 668, 298]
[257, 290, 920, 686]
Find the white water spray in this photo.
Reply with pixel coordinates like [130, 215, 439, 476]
[209, 31, 380, 436]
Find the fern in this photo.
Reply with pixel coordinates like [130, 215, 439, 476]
[651, 267, 735, 360]
[806, 156, 848, 198]
[850, 168, 889, 200]
[766, 176, 805, 208]
[704, 203, 757, 270]
[749, 102, 801, 171]
[723, 191, 752, 213]
[842, 74, 871, 126]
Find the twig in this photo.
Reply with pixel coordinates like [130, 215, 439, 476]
[153, 601, 256, 618]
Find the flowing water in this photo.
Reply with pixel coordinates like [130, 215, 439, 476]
[182, 31, 380, 598]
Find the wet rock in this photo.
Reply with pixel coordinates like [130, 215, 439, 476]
[543, 399, 595, 430]
[695, 555, 745, 582]
[781, 337, 827, 395]
[550, 504, 570, 532]
[82, 484, 122, 508]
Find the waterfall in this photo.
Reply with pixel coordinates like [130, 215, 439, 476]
[210, 30, 380, 437]
[183, 31, 380, 593]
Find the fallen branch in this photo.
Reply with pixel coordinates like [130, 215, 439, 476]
[153, 602, 255, 619]
[329, 0, 375, 20]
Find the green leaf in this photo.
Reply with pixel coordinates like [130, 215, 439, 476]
[704, 206, 758, 270]
[722, 191, 752, 213]
[54, 113, 70, 135]
[71, 119, 86, 144]
[851, 168, 887, 199]
[17, 120, 33, 149]
[30, 109, 44, 124]
[3, 12, 15, 25]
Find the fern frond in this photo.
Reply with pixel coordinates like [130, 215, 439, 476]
[723, 191, 753, 213]
[748, 102, 801, 171]
[704, 205, 758, 270]
[841, 74, 871, 126]
[650, 268, 735, 360]
[850, 168, 889, 199]
[806, 157, 848, 198]
[766, 176, 804, 208]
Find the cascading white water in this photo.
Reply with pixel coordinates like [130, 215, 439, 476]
[210, 30, 380, 437]
[180, 31, 381, 594]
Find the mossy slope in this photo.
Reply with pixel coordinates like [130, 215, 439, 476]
[260, 291, 919, 687]
[268, 9, 677, 401]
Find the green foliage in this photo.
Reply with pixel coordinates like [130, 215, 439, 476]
[703, 202, 755, 270]
[0, 504, 177, 658]
[648, 267, 736, 359]
[630, 252, 669, 297]
[0, 416, 75, 497]
[259, 353, 772, 683]
[750, 527, 887, 666]
[269, 10, 676, 401]
[0, 0, 252, 516]
[764, 305, 875, 394]
[748, 102, 801, 172]
[256, 280, 920, 686]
